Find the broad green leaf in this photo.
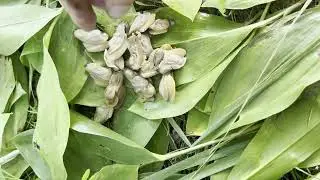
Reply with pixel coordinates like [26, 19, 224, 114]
[69, 110, 161, 165]
[20, 26, 49, 72]
[229, 97, 320, 180]
[162, 0, 202, 21]
[235, 44, 320, 129]
[63, 130, 112, 180]
[0, 114, 11, 150]
[199, 7, 320, 143]
[12, 52, 28, 91]
[3, 84, 28, 150]
[2, 155, 29, 179]
[0, 57, 15, 113]
[113, 88, 162, 147]
[186, 108, 209, 136]
[49, 11, 88, 101]
[152, 8, 250, 85]
[300, 149, 320, 168]
[0, 0, 28, 6]
[191, 42, 320, 137]
[13, 130, 51, 180]
[7, 83, 26, 112]
[210, 169, 231, 180]
[71, 77, 105, 107]
[0, 5, 61, 56]
[33, 17, 69, 179]
[89, 164, 138, 180]
[202, 0, 276, 10]
[142, 140, 248, 180]
[179, 152, 242, 180]
[4, 55, 29, 150]
[129, 52, 233, 120]
[141, 122, 170, 172]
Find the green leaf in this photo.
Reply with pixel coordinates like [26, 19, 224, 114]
[210, 169, 231, 180]
[141, 122, 170, 173]
[20, 26, 49, 72]
[0, 5, 61, 56]
[64, 130, 112, 180]
[229, 97, 320, 180]
[300, 149, 320, 168]
[89, 164, 138, 180]
[186, 108, 209, 136]
[200, 7, 320, 142]
[0, 0, 28, 6]
[142, 140, 248, 180]
[0, 114, 11, 150]
[3, 84, 28, 150]
[49, 11, 88, 101]
[2, 155, 29, 179]
[0, 56, 15, 113]
[13, 130, 51, 180]
[152, 8, 251, 85]
[71, 77, 105, 107]
[33, 17, 69, 179]
[113, 88, 162, 147]
[69, 110, 161, 165]
[202, 0, 276, 10]
[162, 0, 202, 21]
[179, 152, 242, 180]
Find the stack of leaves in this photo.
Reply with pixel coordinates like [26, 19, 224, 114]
[3, 0, 320, 180]
[75, 11, 187, 123]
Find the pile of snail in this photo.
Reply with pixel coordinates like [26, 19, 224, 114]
[74, 12, 187, 123]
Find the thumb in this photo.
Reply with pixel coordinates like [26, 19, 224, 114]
[105, 0, 134, 18]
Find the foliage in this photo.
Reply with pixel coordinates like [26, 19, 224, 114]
[1, 0, 320, 179]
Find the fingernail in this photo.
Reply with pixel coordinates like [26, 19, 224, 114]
[107, 5, 130, 18]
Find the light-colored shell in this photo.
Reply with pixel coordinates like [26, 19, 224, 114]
[159, 73, 176, 102]
[137, 32, 153, 56]
[94, 106, 114, 123]
[161, 44, 173, 50]
[159, 48, 187, 74]
[140, 48, 164, 78]
[149, 19, 170, 35]
[85, 63, 112, 87]
[74, 29, 109, 52]
[104, 72, 123, 107]
[126, 34, 146, 70]
[124, 68, 156, 101]
[104, 23, 128, 65]
[129, 12, 156, 34]
[104, 54, 125, 71]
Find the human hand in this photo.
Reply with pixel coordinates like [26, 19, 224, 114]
[59, 0, 135, 31]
